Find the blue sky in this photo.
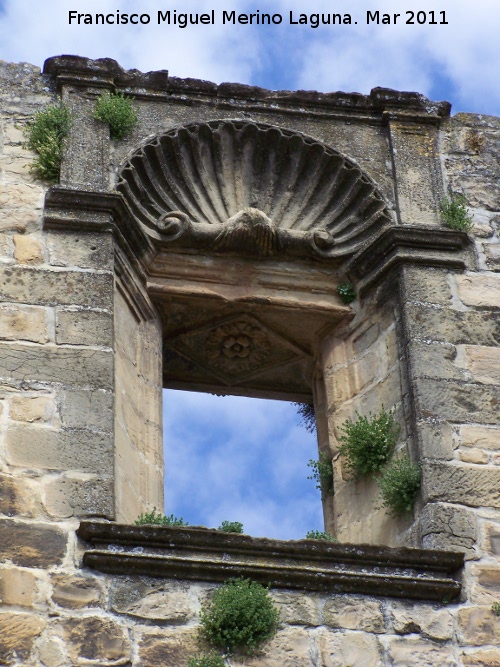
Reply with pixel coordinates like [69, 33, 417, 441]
[0, 0, 499, 115]
[1, 0, 498, 538]
[163, 391, 321, 539]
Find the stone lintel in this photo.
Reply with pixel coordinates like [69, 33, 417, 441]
[347, 226, 471, 295]
[78, 522, 463, 602]
[43, 56, 450, 121]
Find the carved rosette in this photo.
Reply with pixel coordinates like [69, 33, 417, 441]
[164, 314, 309, 386]
[206, 319, 271, 373]
[117, 120, 393, 258]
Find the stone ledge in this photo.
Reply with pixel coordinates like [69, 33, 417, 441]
[78, 522, 463, 602]
[43, 56, 451, 120]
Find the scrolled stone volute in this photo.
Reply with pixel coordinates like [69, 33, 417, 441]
[117, 120, 393, 257]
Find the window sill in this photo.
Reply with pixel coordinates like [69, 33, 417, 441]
[78, 522, 463, 603]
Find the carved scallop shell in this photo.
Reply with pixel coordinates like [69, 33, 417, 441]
[117, 120, 392, 256]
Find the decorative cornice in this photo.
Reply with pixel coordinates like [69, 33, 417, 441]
[347, 226, 472, 294]
[78, 522, 463, 602]
[43, 56, 451, 121]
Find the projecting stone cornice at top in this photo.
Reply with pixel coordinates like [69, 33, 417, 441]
[43, 55, 451, 121]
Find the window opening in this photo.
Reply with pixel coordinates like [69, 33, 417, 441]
[163, 389, 322, 540]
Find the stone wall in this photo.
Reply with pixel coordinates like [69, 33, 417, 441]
[1, 57, 500, 666]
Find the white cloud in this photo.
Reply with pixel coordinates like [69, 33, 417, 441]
[163, 390, 323, 540]
[0, 0, 499, 115]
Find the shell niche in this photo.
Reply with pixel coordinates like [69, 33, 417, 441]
[117, 120, 392, 256]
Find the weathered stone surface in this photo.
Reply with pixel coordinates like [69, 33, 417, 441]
[43, 473, 114, 518]
[406, 303, 500, 346]
[388, 637, 457, 666]
[417, 420, 454, 460]
[470, 565, 500, 603]
[111, 578, 199, 623]
[462, 345, 500, 385]
[13, 233, 43, 264]
[323, 596, 385, 633]
[422, 461, 500, 507]
[271, 591, 320, 627]
[58, 388, 114, 431]
[402, 266, 452, 305]
[51, 573, 104, 609]
[484, 243, 500, 272]
[37, 635, 67, 667]
[138, 628, 199, 667]
[461, 426, 500, 450]
[0, 343, 113, 388]
[458, 606, 500, 645]
[485, 522, 500, 555]
[0, 566, 38, 607]
[459, 448, 489, 464]
[390, 602, 454, 640]
[0, 518, 67, 567]
[461, 648, 500, 666]
[55, 308, 113, 346]
[6, 424, 113, 474]
[317, 628, 382, 667]
[9, 393, 55, 422]
[0, 304, 49, 343]
[0, 612, 45, 664]
[420, 503, 477, 556]
[243, 626, 313, 667]
[456, 274, 500, 307]
[410, 341, 465, 382]
[47, 230, 114, 269]
[415, 378, 500, 424]
[0, 266, 113, 307]
[62, 616, 131, 665]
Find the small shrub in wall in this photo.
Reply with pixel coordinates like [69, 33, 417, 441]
[307, 452, 334, 496]
[305, 530, 337, 542]
[93, 91, 138, 140]
[377, 456, 421, 516]
[188, 653, 225, 667]
[439, 194, 474, 232]
[218, 521, 244, 534]
[24, 102, 72, 182]
[134, 508, 188, 526]
[338, 409, 399, 480]
[491, 601, 500, 617]
[337, 281, 356, 304]
[199, 578, 279, 655]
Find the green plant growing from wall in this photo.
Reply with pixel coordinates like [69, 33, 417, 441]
[24, 102, 72, 182]
[307, 452, 334, 496]
[199, 578, 279, 655]
[134, 508, 188, 526]
[491, 601, 500, 617]
[188, 653, 226, 667]
[305, 530, 337, 542]
[337, 281, 356, 304]
[338, 409, 399, 480]
[439, 194, 474, 232]
[93, 91, 138, 140]
[295, 402, 316, 433]
[218, 521, 244, 534]
[377, 456, 421, 516]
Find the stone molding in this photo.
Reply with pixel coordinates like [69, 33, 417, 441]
[43, 56, 451, 122]
[347, 226, 472, 294]
[44, 186, 472, 296]
[78, 522, 463, 602]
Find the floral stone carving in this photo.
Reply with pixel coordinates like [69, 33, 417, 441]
[165, 314, 309, 385]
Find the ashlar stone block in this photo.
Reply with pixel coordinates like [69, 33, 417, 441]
[458, 606, 500, 645]
[322, 595, 385, 633]
[0, 304, 49, 343]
